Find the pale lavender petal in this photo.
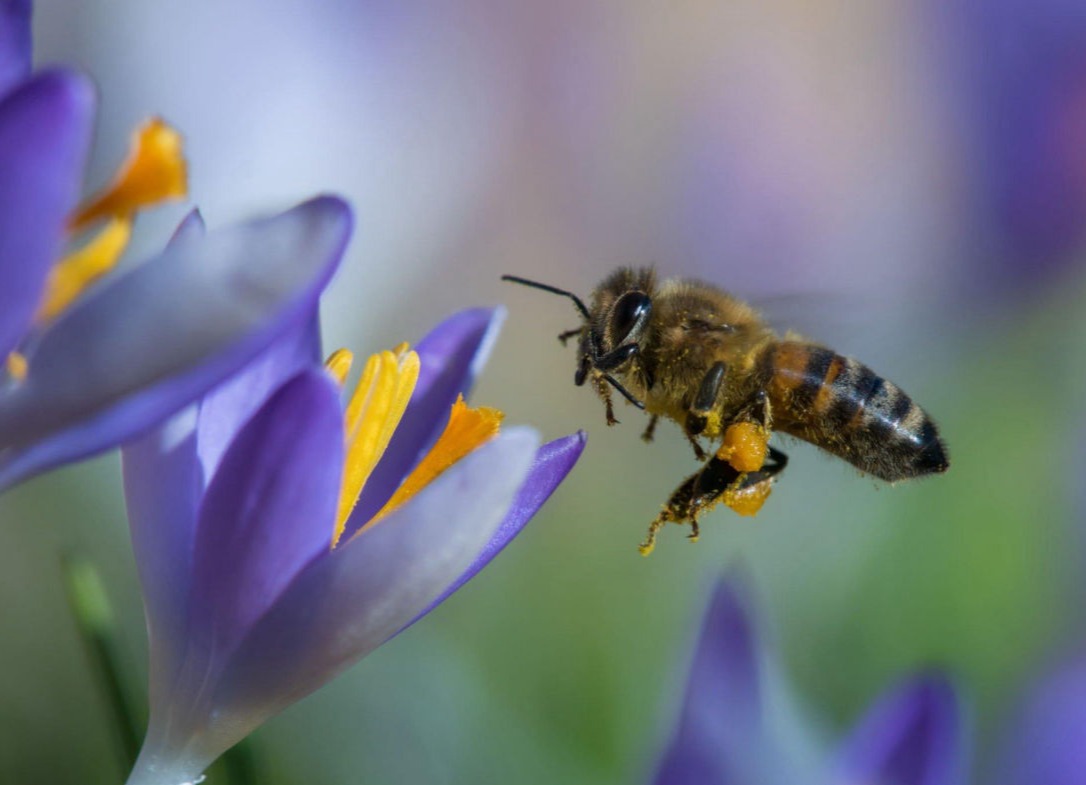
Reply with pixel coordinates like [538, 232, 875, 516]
[349, 307, 504, 530]
[0, 0, 30, 99]
[195, 312, 322, 483]
[0, 196, 351, 491]
[400, 430, 586, 632]
[653, 576, 763, 785]
[122, 406, 201, 703]
[836, 673, 965, 785]
[1003, 658, 1086, 785]
[207, 427, 540, 749]
[186, 369, 343, 671]
[168, 207, 206, 245]
[0, 68, 94, 357]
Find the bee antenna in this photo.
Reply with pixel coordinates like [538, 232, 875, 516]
[501, 275, 592, 322]
[604, 374, 645, 410]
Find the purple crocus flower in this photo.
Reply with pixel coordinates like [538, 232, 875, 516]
[121, 295, 585, 785]
[1, 2, 347, 492]
[944, 0, 1086, 289]
[651, 575, 966, 785]
[999, 656, 1086, 785]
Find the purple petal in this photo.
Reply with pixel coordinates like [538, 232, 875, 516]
[186, 369, 343, 671]
[0, 68, 94, 357]
[1003, 657, 1086, 785]
[122, 406, 201, 703]
[653, 575, 764, 785]
[195, 312, 322, 483]
[0, 195, 351, 491]
[348, 307, 504, 532]
[949, 0, 1086, 287]
[399, 430, 586, 633]
[0, 0, 30, 99]
[208, 427, 540, 744]
[836, 673, 965, 785]
[169, 207, 206, 245]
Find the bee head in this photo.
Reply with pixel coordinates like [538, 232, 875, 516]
[501, 271, 649, 410]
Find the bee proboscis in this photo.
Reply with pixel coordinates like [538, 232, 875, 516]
[502, 268, 949, 555]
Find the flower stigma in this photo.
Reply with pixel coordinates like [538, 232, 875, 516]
[35, 118, 188, 324]
[326, 345, 503, 548]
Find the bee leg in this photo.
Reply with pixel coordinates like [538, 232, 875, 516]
[736, 446, 789, 489]
[684, 432, 708, 461]
[687, 516, 700, 543]
[641, 414, 659, 443]
[639, 513, 667, 556]
[685, 362, 727, 436]
[592, 373, 619, 425]
[557, 327, 582, 346]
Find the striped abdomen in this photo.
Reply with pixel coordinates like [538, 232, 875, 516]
[761, 341, 948, 481]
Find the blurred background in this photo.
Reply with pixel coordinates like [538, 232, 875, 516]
[3, 0, 1086, 782]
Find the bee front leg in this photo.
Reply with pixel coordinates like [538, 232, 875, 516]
[557, 328, 582, 346]
[592, 373, 619, 425]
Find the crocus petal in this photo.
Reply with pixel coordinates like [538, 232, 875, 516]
[0, 0, 30, 99]
[401, 430, 586, 632]
[87, 210, 209, 675]
[168, 206, 206, 245]
[350, 306, 504, 527]
[0, 195, 351, 491]
[195, 311, 322, 482]
[123, 405, 201, 706]
[653, 575, 764, 785]
[198, 427, 540, 760]
[835, 673, 965, 785]
[1002, 658, 1086, 785]
[0, 68, 94, 357]
[187, 369, 343, 671]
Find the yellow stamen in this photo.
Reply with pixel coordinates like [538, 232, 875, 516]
[324, 349, 354, 386]
[5, 351, 28, 382]
[364, 394, 503, 530]
[35, 218, 132, 322]
[331, 347, 420, 548]
[68, 118, 187, 232]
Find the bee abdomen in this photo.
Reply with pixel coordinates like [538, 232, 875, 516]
[764, 342, 948, 481]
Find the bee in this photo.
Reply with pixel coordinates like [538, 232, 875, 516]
[502, 267, 949, 555]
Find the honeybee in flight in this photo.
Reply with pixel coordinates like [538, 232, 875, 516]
[502, 268, 949, 555]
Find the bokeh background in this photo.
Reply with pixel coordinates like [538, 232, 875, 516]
[3, 0, 1086, 782]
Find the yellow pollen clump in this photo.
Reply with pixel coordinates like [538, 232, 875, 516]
[717, 422, 769, 473]
[723, 479, 772, 516]
[69, 118, 188, 231]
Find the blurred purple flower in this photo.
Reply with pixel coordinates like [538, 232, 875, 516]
[999, 657, 1086, 785]
[947, 0, 1086, 288]
[651, 575, 966, 785]
[122, 303, 584, 785]
[1, 3, 350, 492]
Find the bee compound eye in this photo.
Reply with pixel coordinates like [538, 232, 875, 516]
[611, 292, 652, 342]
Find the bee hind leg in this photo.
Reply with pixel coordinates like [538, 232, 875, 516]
[736, 446, 788, 489]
